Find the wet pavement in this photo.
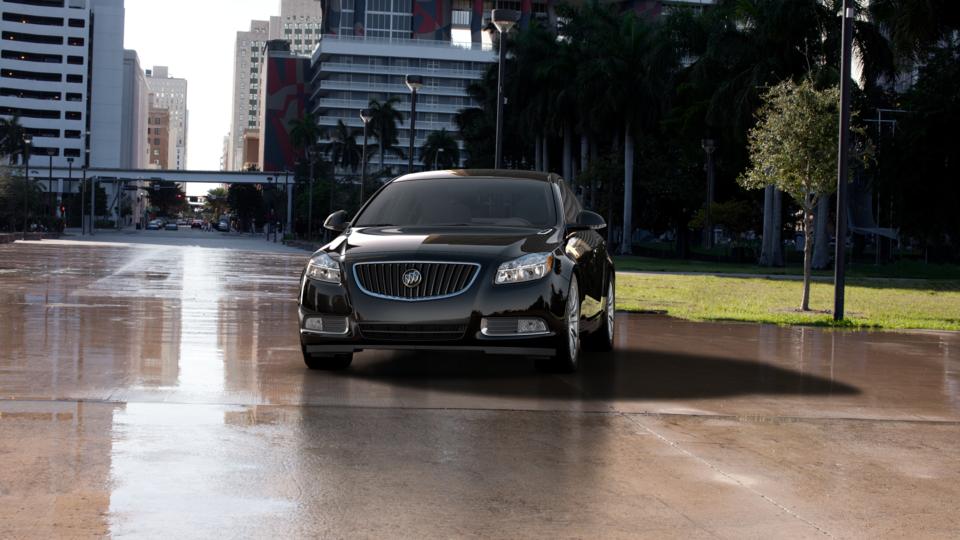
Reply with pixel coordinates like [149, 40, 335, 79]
[1, 236, 958, 538]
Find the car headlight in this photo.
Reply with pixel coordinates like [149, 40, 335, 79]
[305, 252, 341, 284]
[495, 252, 554, 285]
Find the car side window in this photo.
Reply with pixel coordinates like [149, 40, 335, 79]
[558, 180, 582, 223]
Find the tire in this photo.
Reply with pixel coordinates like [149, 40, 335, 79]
[302, 345, 353, 370]
[585, 275, 615, 352]
[536, 275, 581, 373]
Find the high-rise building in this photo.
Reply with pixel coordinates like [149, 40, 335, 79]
[270, 0, 324, 56]
[0, 0, 128, 222]
[227, 19, 270, 171]
[145, 66, 188, 170]
[146, 108, 170, 169]
[308, 34, 494, 173]
[120, 50, 148, 169]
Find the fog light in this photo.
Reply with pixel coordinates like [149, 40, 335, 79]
[303, 316, 349, 335]
[517, 318, 548, 334]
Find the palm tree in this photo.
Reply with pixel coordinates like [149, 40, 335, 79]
[0, 116, 26, 164]
[288, 113, 321, 159]
[420, 129, 460, 170]
[367, 97, 405, 174]
[322, 120, 364, 173]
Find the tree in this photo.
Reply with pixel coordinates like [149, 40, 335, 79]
[367, 97, 405, 174]
[739, 80, 850, 311]
[419, 129, 460, 170]
[322, 120, 363, 173]
[205, 187, 228, 220]
[227, 184, 264, 232]
[289, 113, 321, 159]
[146, 180, 187, 216]
[0, 116, 26, 164]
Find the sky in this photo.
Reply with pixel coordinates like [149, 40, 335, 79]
[123, 0, 281, 195]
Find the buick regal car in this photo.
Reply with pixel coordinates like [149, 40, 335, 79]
[298, 170, 615, 373]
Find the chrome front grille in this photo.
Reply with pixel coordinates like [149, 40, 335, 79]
[352, 261, 480, 301]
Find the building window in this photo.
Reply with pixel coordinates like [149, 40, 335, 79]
[2, 12, 64, 26]
[66, 74, 82, 83]
[67, 56, 84, 65]
[1, 31, 63, 45]
[65, 111, 81, 120]
[67, 37, 84, 46]
[68, 18, 86, 28]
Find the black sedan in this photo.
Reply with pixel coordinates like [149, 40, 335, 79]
[298, 170, 615, 373]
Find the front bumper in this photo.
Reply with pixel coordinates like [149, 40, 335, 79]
[298, 266, 569, 356]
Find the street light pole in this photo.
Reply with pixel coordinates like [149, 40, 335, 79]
[405, 74, 423, 174]
[834, 0, 854, 321]
[66, 157, 74, 225]
[47, 151, 54, 220]
[492, 9, 519, 170]
[701, 138, 716, 249]
[360, 108, 372, 204]
[80, 167, 86, 235]
[21, 136, 32, 240]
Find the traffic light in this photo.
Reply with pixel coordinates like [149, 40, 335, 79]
[59, 205, 65, 216]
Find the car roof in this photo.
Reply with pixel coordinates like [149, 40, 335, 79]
[392, 169, 561, 183]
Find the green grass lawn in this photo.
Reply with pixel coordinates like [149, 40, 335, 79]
[616, 273, 960, 331]
[614, 256, 960, 280]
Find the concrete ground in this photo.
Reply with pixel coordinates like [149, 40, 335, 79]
[0, 233, 958, 539]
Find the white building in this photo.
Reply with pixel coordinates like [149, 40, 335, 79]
[309, 34, 494, 173]
[226, 19, 269, 171]
[145, 65, 188, 170]
[0, 0, 127, 224]
[0, 0, 94, 165]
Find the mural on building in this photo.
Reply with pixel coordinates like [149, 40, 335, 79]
[261, 56, 309, 172]
[413, 0, 452, 41]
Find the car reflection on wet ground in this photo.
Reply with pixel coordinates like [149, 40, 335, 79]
[0, 237, 958, 538]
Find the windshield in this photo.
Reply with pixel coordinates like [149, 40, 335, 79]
[353, 177, 558, 228]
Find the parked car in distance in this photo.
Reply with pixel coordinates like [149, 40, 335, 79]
[298, 170, 615, 373]
[191, 219, 203, 229]
[165, 222, 179, 231]
[217, 220, 230, 232]
[145, 220, 161, 230]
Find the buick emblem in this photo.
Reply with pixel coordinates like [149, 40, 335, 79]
[402, 269, 422, 288]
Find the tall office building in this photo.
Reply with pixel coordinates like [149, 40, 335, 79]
[0, 0, 128, 222]
[0, 0, 127, 168]
[227, 19, 269, 171]
[145, 66, 188, 170]
[308, 35, 494, 173]
[120, 49, 148, 169]
[270, 0, 324, 56]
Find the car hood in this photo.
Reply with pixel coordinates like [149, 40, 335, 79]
[324, 226, 562, 264]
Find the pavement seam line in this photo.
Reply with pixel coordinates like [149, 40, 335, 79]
[619, 412, 835, 538]
[3, 397, 959, 427]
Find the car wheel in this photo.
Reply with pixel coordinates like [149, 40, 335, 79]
[585, 276, 615, 352]
[301, 345, 353, 370]
[536, 275, 581, 373]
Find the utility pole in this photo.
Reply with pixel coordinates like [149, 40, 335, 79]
[834, 0, 854, 321]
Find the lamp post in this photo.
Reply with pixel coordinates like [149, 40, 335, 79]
[21, 135, 32, 240]
[701, 138, 716, 249]
[405, 74, 423, 174]
[307, 146, 317, 239]
[492, 9, 519, 170]
[80, 167, 87, 235]
[47, 149, 55, 220]
[834, 0, 854, 321]
[359, 108, 372, 204]
[65, 157, 74, 224]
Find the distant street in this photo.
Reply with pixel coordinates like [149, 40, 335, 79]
[0, 235, 958, 538]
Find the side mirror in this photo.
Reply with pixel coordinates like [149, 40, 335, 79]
[323, 210, 350, 232]
[568, 210, 606, 232]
